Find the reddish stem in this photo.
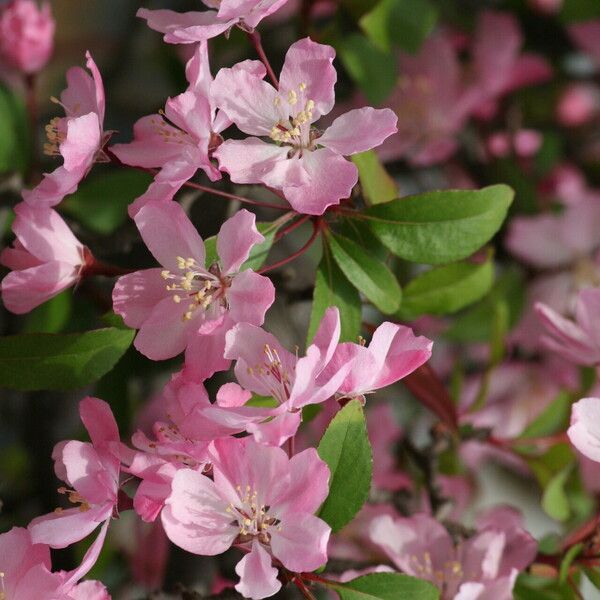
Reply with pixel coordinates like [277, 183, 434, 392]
[258, 218, 321, 274]
[247, 29, 279, 89]
[275, 214, 311, 242]
[83, 257, 133, 278]
[293, 577, 317, 600]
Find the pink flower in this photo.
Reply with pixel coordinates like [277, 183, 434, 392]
[528, 0, 563, 14]
[162, 437, 331, 599]
[0, 0, 54, 74]
[369, 509, 536, 600]
[113, 202, 274, 361]
[535, 287, 600, 365]
[486, 129, 542, 159]
[569, 20, 600, 66]
[556, 83, 600, 127]
[0, 203, 89, 314]
[470, 11, 552, 120]
[568, 397, 600, 462]
[138, 0, 291, 44]
[0, 527, 110, 600]
[29, 397, 122, 559]
[22, 51, 107, 208]
[212, 37, 398, 214]
[112, 42, 238, 217]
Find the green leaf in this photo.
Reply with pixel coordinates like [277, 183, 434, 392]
[0, 328, 135, 391]
[308, 241, 361, 345]
[559, 543, 583, 584]
[23, 290, 72, 334]
[327, 232, 401, 314]
[360, 0, 438, 53]
[351, 150, 398, 206]
[519, 392, 572, 440]
[340, 0, 379, 19]
[362, 185, 514, 265]
[583, 567, 600, 590]
[330, 572, 439, 599]
[61, 170, 153, 234]
[204, 221, 279, 270]
[542, 464, 573, 522]
[0, 84, 29, 174]
[397, 256, 494, 319]
[317, 400, 372, 532]
[338, 33, 397, 105]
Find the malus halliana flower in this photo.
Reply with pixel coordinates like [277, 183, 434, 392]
[568, 397, 600, 462]
[0, 203, 89, 314]
[138, 0, 291, 43]
[212, 37, 398, 215]
[22, 52, 107, 208]
[29, 397, 122, 559]
[112, 41, 238, 217]
[535, 287, 600, 366]
[113, 202, 274, 361]
[0, 527, 110, 600]
[370, 508, 536, 600]
[0, 0, 54, 74]
[162, 437, 331, 599]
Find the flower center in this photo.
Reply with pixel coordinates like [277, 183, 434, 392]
[161, 257, 227, 322]
[246, 344, 293, 405]
[43, 117, 66, 156]
[54, 486, 90, 513]
[151, 111, 193, 146]
[227, 484, 281, 544]
[269, 82, 316, 152]
[409, 553, 464, 598]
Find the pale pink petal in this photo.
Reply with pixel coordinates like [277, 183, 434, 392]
[246, 410, 301, 446]
[574, 287, 600, 349]
[21, 165, 86, 208]
[60, 112, 101, 172]
[126, 180, 181, 219]
[234, 540, 281, 599]
[568, 398, 600, 462]
[216, 382, 252, 407]
[69, 580, 110, 600]
[310, 306, 341, 365]
[112, 268, 169, 329]
[217, 209, 264, 274]
[0, 527, 51, 589]
[279, 37, 336, 120]
[319, 108, 398, 156]
[183, 329, 231, 381]
[0, 240, 42, 270]
[79, 396, 119, 448]
[227, 270, 275, 326]
[134, 200, 205, 271]
[61, 520, 110, 587]
[505, 54, 552, 92]
[284, 148, 357, 215]
[61, 51, 105, 121]
[12, 564, 63, 599]
[185, 40, 211, 96]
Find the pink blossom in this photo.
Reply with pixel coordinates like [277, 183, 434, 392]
[113, 202, 274, 361]
[535, 287, 600, 365]
[112, 42, 238, 217]
[470, 11, 552, 120]
[568, 397, 600, 462]
[556, 83, 600, 127]
[161, 437, 331, 599]
[0, 0, 54, 74]
[528, 0, 563, 14]
[138, 0, 291, 43]
[22, 51, 107, 208]
[487, 129, 542, 159]
[212, 37, 397, 214]
[29, 397, 122, 561]
[569, 20, 600, 66]
[539, 163, 589, 206]
[369, 509, 536, 599]
[1, 203, 89, 314]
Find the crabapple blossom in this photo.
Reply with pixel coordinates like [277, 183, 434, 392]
[568, 397, 600, 462]
[161, 437, 331, 599]
[369, 508, 536, 600]
[556, 83, 600, 127]
[22, 51, 107, 208]
[212, 37, 398, 214]
[137, 0, 291, 43]
[0, 0, 54, 74]
[0, 203, 90, 314]
[112, 202, 274, 361]
[111, 41, 246, 217]
[535, 287, 600, 365]
[29, 397, 122, 557]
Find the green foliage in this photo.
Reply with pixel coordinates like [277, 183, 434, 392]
[61, 170, 153, 234]
[330, 572, 439, 599]
[360, 0, 438, 53]
[308, 241, 362, 345]
[317, 400, 372, 533]
[519, 392, 573, 440]
[338, 33, 398, 105]
[328, 232, 401, 314]
[352, 150, 398, 206]
[542, 464, 573, 521]
[23, 290, 73, 334]
[397, 255, 494, 319]
[0, 327, 135, 391]
[0, 84, 29, 174]
[514, 573, 581, 600]
[361, 185, 514, 265]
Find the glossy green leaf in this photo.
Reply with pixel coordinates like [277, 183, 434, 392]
[331, 572, 439, 600]
[352, 150, 398, 206]
[362, 185, 514, 265]
[307, 241, 361, 345]
[328, 232, 401, 314]
[397, 256, 494, 319]
[317, 400, 372, 532]
[23, 290, 72, 334]
[542, 464, 573, 522]
[61, 170, 153, 234]
[559, 543, 583, 584]
[0, 84, 29, 174]
[519, 392, 572, 440]
[0, 327, 135, 391]
[360, 0, 438, 53]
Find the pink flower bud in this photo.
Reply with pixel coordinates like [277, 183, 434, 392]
[528, 0, 563, 15]
[0, 0, 55, 74]
[556, 83, 599, 127]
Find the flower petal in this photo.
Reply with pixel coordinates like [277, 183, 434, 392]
[217, 209, 264, 274]
[234, 540, 281, 600]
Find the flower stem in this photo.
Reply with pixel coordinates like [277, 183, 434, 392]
[275, 214, 311, 242]
[247, 29, 279, 89]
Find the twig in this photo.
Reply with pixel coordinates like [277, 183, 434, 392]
[247, 30, 279, 89]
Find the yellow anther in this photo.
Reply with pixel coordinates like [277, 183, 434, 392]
[288, 90, 298, 105]
[173, 295, 181, 303]
[299, 82, 307, 91]
[274, 96, 281, 106]
[161, 270, 171, 279]
[176, 256, 187, 269]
